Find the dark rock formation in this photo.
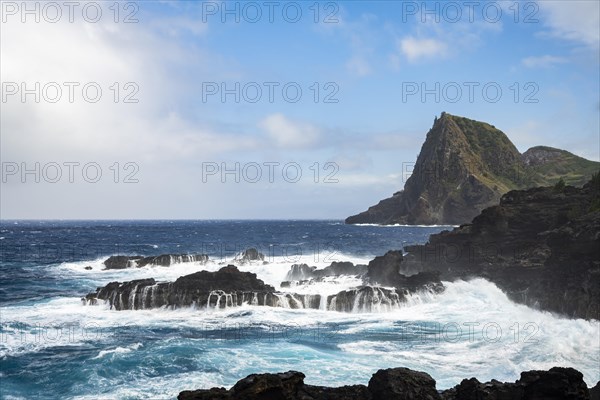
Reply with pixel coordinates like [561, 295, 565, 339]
[84, 263, 439, 312]
[328, 286, 404, 312]
[398, 178, 600, 320]
[104, 255, 143, 269]
[285, 262, 368, 281]
[365, 250, 444, 295]
[84, 266, 275, 310]
[346, 113, 599, 225]
[103, 254, 209, 269]
[442, 367, 591, 400]
[178, 371, 370, 400]
[369, 368, 440, 400]
[233, 248, 265, 264]
[316, 261, 368, 277]
[178, 366, 593, 400]
[285, 264, 317, 281]
[366, 250, 404, 285]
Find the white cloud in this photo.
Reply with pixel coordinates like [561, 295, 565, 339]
[399, 36, 447, 62]
[522, 55, 568, 68]
[537, 1, 600, 47]
[259, 114, 320, 149]
[0, 10, 249, 164]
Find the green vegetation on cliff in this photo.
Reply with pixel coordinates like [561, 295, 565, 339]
[346, 112, 599, 225]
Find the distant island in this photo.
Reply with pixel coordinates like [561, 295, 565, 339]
[346, 112, 600, 225]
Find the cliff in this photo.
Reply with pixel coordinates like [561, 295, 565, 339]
[346, 113, 599, 225]
[391, 175, 600, 320]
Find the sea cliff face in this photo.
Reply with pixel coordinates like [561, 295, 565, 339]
[346, 113, 600, 225]
[398, 177, 600, 320]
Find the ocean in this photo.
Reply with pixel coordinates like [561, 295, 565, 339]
[0, 220, 598, 399]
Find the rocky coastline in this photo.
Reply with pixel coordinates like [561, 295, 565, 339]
[398, 178, 600, 320]
[84, 176, 599, 320]
[178, 366, 600, 400]
[83, 262, 444, 312]
[346, 113, 599, 225]
[80, 177, 599, 399]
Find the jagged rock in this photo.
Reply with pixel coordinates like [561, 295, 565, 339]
[231, 371, 304, 399]
[365, 251, 444, 295]
[346, 113, 599, 225]
[313, 261, 368, 278]
[179, 366, 594, 400]
[285, 264, 317, 280]
[442, 367, 591, 399]
[327, 286, 404, 312]
[179, 387, 230, 400]
[84, 266, 92, 270]
[178, 371, 370, 400]
[366, 250, 404, 286]
[518, 367, 590, 400]
[103, 254, 208, 269]
[368, 368, 441, 400]
[104, 255, 143, 269]
[84, 264, 437, 312]
[234, 248, 265, 264]
[138, 254, 209, 267]
[84, 266, 275, 310]
[284, 262, 368, 282]
[440, 377, 519, 399]
[399, 178, 600, 320]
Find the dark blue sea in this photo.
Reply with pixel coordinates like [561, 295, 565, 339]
[1, 220, 598, 399]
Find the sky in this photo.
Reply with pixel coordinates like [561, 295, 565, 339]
[1, 0, 599, 219]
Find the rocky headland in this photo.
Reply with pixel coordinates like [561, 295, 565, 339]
[81, 172, 599, 400]
[85, 175, 599, 319]
[397, 176, 600, 320]
[346, 112, 599, 225]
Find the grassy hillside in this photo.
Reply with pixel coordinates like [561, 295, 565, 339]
[522, 146, 599, 187]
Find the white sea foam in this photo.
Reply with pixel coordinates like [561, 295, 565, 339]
[92, 342, 143, 359]
[51, 252, 373, 290]
[353, 223, 458, 228]
[4, 251, 600, 396]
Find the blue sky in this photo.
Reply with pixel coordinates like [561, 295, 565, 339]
[1, 0, 599, 219]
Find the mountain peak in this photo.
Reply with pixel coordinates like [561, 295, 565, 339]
[346, 114, 599, 225]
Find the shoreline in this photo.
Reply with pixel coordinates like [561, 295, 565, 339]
[178, 366, 600, 400]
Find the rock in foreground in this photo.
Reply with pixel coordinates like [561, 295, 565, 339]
[178, 366, 593, 400]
